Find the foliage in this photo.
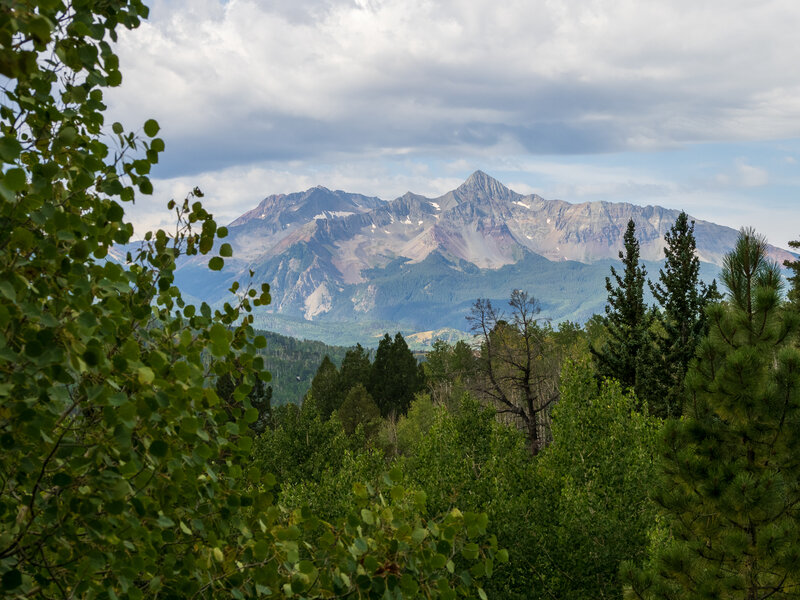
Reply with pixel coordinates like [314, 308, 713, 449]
[0, 1, 273, 595]
[528, 360, 660, 600]
[424, 339, 476, 407]
[286, 471, 506, 600]
[215, 370, 273, 433]
[467, 290, 562, 454]
[0, 2, 501, 597]
[338, 343, 372, 399]
[624, 228, 800, 599]
[593, 219, 654, 407]
[255, 330, 348, 407]
[785, 235, 800, 311]
[648, 211, 719, 417]
[399, 395, 534, 598]
[368, 333, 425, 418]
[251, 401, 356, 487]
[279, 448, 387, 522]
[379, 392, 439, 458]
[307, 355, 341, 419]
[338, 384, 382, 438]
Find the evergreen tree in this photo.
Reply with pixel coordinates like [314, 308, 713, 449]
[368, 333, 424, 417]
[337, 343, 372, 398]
[624, 228, 800, 600]
[785, 235, 800, 311]
[307, 355, 340, 419]
[338, 383, 381, 437]
[593, 219, 652, 404]
[648, 211, 719, 417]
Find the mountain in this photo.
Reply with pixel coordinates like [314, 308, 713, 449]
[170, 171, 794, 346]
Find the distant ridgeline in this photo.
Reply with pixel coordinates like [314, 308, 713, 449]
[117, 171, 795, 347]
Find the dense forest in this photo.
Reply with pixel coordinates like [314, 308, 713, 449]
[3, 2, 800, 599]
[256, 331, 349, 407]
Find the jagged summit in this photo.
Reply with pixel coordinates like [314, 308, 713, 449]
[170, 172, 797, 343]
[454, 170, 517, 203]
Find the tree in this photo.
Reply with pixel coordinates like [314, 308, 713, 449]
[648, 211, 719, 417]
[624, 228, 800, 599]
[424, 339, 476, 406]
[0, 1, 274, 595]
[0, 3, 500, 596]
[467, 290, 561, 454]
[337, 342, 371, 398]
[785, 235, 800, 311]
[368, 332, 425, 417]
[593, 219, 653, 406]
[337, 383, 381, 437]
[306, 354, 340, 419]
[529, 360, 660, 600]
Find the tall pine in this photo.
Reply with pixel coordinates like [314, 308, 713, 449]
[785, 235, 800, 311]
[368, 333, 425, 417]
[337, 343, 372, 398]
[306, 355, 340, 419]
[648, 211, 719, 417]
[624, 228, 800, 600]
[593, 219, 652, 404]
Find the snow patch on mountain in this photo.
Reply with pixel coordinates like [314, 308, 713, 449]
[313, 211, 354, 220]
[304, 283, 332, 320]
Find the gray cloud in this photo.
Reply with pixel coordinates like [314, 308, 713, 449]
[107, 0, 800, 179]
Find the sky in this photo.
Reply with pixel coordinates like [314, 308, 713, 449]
[108, 0, 800, 248]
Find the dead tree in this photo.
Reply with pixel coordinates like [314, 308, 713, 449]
[467, 290, 561, 455]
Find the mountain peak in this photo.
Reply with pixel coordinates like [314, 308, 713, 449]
[456, 170, 514, 201]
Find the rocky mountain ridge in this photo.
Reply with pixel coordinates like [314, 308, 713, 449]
[169, 171, 793, 346]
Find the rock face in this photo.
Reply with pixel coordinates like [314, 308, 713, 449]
[171, 171, 794, 343]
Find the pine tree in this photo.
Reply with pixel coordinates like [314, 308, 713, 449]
[785, 236, 800, 311]
[338, 383, 381, 437]
[307, 355, 340, 419]
[368, 333, 424, 417]
[648, 211, 719, 417]
[623, 228, 800, 600]
[593, 219, 652, 403]
[338, 343, 372, 398]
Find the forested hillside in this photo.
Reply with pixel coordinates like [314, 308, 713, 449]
[256, 331, 348, 406]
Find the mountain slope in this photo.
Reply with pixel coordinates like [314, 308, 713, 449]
[169, 171, 793, 346]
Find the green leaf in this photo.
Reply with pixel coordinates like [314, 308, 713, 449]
[219, 243, 232, 257]
[149, 440, 168, 457]
[143, 119, 160, 137]
[1, 569, 21, 590]
[461, 543, 479, 560]
[4, 168, 26, 191]
[0, 136, 22, 161]
[138, 178, 153, 194]
[208, 257, 224, 271]
[0, 280, 16, 302]
[137, 366, 154, 384]
[112, 122, 124, 134]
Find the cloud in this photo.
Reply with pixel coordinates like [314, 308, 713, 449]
[735, 161, 769, 187]
[107, 0, 800, 178]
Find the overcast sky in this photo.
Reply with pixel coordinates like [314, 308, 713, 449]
[108, 0, 800, 248]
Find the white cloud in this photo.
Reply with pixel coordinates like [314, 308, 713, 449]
[735, 161, 769, 188]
